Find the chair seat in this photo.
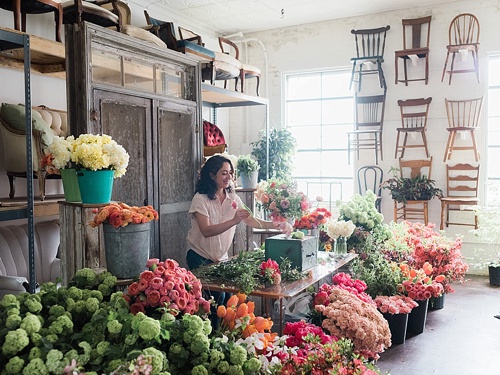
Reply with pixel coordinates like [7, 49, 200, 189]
[447, 43, 480, 51]
[446, 126, 478, 131]
[62, 1, 119, 26]
[440, 197, 479, 204]
[241, 63, 261, 76]
[395, 47, 429, 57]
[0, 1, 58, 14]
[396, 126, 425, 132]
[177, 39, 215, 60]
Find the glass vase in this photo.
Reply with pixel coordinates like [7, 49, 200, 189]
[335, 236, 347, 255]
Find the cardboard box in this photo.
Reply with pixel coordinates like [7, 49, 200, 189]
[265, 234, 318, 271]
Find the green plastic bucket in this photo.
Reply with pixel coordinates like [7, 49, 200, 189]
[77, 169, 114, 204]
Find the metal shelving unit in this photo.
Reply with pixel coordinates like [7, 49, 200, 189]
[0, 28, 37, 293]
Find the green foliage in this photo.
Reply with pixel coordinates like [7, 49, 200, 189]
[235, 154, 259, 177]
[251, 127, 297, 182]
[381, 168, 442, 203]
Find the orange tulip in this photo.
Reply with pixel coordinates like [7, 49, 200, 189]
[247, 300, 255, 314]
[217, 305, 227, 318]
[236, 292, 246, 304]
[226, 295, 239, 308]
[243, 325, 258, 338]
[435, 275, 445, 282]
[236, 303, 249, 318]
[223, 307, 236, 323]
[410, 269, 417, 278]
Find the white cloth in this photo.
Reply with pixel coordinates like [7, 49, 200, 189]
[408, 54, 419, 67]
[459, 49, 468, 62]
[186, 191, 243, 262]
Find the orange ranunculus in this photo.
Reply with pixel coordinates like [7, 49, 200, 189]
[217, 305, 226, 318]
[410, 269, 417, 278]
[226, 295, 239, 308]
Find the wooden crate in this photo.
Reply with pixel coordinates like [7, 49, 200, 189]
[265, 234, 318, 271]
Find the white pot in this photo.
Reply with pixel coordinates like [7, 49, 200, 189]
[240, 171, 258, 189]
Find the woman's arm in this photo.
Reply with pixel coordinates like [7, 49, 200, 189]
[243, 216, 276, 230]
[195, 209, 250, 237]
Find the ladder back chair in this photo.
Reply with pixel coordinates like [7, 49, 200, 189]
[394, 158, 433, 225]
[357, 165, 383, 212]
[395, 97, 432, 159]
[441, 13, 480, 84]
[394, 16, 432, 85]
[349, 25, 390, 91]
[0, 0, 63, 42]
[440, 163, 480, 230]
[347, 94, 386, 165]
[443, 96, 483, 162]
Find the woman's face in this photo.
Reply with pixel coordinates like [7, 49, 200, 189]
[212, 162, 234, 189]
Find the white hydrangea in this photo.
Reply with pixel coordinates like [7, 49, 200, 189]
[326, 219, 356, 240]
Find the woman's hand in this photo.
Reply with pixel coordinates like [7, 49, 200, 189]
[233, 208, 251, 223]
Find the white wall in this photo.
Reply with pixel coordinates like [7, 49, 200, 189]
[0, 0, 498, 272]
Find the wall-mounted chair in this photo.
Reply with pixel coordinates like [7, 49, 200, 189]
[395, 16, 431, 85]
[395, 97, 432, 159]
[0, 103, 68, 200]
[443, 96, 483, 162]
[203, 120, 227, 157]
[347, 93, 386, 165]
[62, 0, 127, 31]
[394, 158, 433, 225]
[0, 0, 63, 42]
[441, 13, 480, 84]
[219, 37, 261, 96]
[357, 165, 383, 212]
[440, 163, 480, 230]
[349, 25, 390, 91]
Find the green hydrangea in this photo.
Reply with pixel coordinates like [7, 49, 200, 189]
[2, 328, 30, 356]
[21, 313, 42, 334]
[5, 356, 25, 374]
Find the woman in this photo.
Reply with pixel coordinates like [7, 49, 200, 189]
[186, 154, 275, 270]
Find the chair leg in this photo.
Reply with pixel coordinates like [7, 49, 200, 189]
[255, 76, 260, 96]
[421, 130, 429, 157]
[54, 5, 63, 42]
[424, 201, 428, 225]
[401, 132, 409, 159]
[349, 62, 357, 91]
[440, 201, 446, 230]
[449, 52, 456, 85]
[394, 130, 401, 158]
[470, 130, 480, 161]
[379, 132, 383, 162]
[441, 50, 451, 82]
[443, 131, 454, 162]
[12, 0, 21, 31]
[472, 49, 480, 83]
[425, 54, 429, 84]
[403, 58, 408, 86]
[377, 62, 386, 90]
[239, 70, 245, 93]
[394, 55, 399, 85]
[8, 175, 15, 199]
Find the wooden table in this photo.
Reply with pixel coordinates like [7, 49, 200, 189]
[199, 252, 357, 333]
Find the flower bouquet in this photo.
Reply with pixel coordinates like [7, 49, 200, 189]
[400, 221, 468, 293]
[295, 207, 332, 231]
[399, 262, 445, 300]
[325, 219, 356, 256]
[374, 295, 418, 315]
[124, 258, 211, 317]
[89, 202, 159, 228]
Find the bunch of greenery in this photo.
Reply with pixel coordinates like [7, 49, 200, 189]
[251, 127, 297, 182]
[235, 154, 259, 178]
[193, 249, 304, 294]
[381, 167, 442, 203]
[351, 236, 404, 298]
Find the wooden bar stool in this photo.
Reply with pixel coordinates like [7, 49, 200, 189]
[443, 97, 483, 162]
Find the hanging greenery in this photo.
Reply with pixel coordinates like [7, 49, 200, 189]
[251, 127, 297, 182]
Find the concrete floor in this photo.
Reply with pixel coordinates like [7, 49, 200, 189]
[375, 275, 500, 375]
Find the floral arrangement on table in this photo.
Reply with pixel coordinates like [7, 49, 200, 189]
[123, 258, 211, 317]
[45, 133, 130, 178]
[325, 219, 356, 242]
[255, 179, 311, 225]
[399, 262, 445, 300]
[374, 295, 419, 315]
[314, 286, 392, 360]
[89, 202, 159, 228]
[400, 221, 468, 293]
[294, 207, 332, 231]
[192, 249, 304, 295]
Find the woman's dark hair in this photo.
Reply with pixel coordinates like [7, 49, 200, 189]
[196, 155, 234, 200]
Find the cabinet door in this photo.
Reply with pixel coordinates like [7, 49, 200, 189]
[92, 90, 153, 207]
[157, 101, 198, 265]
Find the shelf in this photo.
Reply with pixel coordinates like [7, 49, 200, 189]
[0, 27, 65, 79]
[202, 83, 268, 108]
[0, 198, 61, 221]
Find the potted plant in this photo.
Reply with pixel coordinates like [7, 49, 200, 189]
[251, 127, 297, 182]
[381, 168, 442, 203]
[236, 154, 260, 189]
[471, 206, 500, 286]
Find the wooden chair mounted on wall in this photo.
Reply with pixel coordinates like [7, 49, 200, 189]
[347, 93, 386, 165]
[349, 25, 390, 91]
[443, 96, 483, 162]
[441, 13, 480, 84]
[393, 157, 433, 225]
[395, 97, 432, 159]
[440, 163, 480, 230]
[357, 165, 383, 212]
[62, 0, 125, 31]
[394, 16, 431, 85]
[0, 0, 63, 42]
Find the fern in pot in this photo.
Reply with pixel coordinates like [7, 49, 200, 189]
[236, 154, 260, 189]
